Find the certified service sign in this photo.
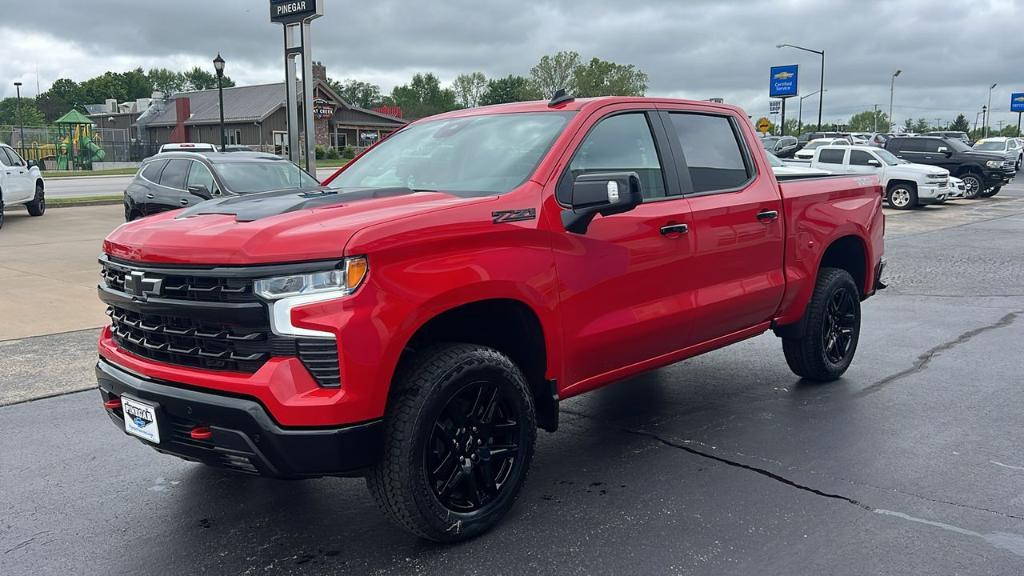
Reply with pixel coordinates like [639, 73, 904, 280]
[1012, 93, 1024, 113]
[769, 65, 799, 98]
[270, 0, 321, 23]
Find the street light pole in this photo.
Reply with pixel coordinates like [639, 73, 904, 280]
[213, 53, 227, 152]
[985, 82, 996, 138]
[797, 89, 824, 134]
[889, 70, 901, 132]
[13, 81, 25, 157]
[777, 44, 825, 130]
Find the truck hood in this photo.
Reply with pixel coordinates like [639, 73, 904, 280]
[892, 163, 948, 177]
[961, 150, 1008, 162]
[104, 187, 495, 265]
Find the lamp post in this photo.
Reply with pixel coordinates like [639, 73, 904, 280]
[797, 89, 824, 134]
[984, 82, 997, 138]
[888, 70, 901, 132]
[13, 81, 25, 157]
[213, 53, 226, 152]
[777, 44, 825, 130]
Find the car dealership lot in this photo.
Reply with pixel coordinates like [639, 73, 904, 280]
[2, 183, 1023, 574]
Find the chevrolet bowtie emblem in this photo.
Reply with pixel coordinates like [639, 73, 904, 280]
[124, 271, 163, 301]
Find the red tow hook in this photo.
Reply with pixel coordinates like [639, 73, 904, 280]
[190, 426, 213, 441]
[103, 398, 122, 410]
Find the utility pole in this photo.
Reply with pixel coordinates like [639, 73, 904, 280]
[13, 82, 25, 157]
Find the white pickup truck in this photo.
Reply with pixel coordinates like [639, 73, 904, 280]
[0, 143, 46, 229]
[809, 145, 949, 209]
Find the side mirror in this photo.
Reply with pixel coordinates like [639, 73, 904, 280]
[866, 159, 881, 167]
[187, 184, 212, 199]
[936, 146, 952, 157]
[562, 171, 642, 234]
[27, 160, 38, 169]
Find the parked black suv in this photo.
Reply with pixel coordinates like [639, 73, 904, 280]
[760, 135, 799, 158]
[124, 151, 319, 220]
[884, 136, 1014, 197]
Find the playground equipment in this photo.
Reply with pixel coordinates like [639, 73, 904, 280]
[53, 109, 106, 170]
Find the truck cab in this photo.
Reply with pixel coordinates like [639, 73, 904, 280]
[0, 144, 46, 229]
[810, 145, 949, 209]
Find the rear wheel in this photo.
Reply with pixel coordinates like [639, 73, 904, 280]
[960, 173, 982, 199]
[886, 184, 916, 210]
[782, 268, 861, 381]
[367, 343, 536, 542]
[26, 182, 45, 216]
[979, 186, 1001, 198]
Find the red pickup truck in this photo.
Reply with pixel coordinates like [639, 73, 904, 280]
[96, 96, 884, 541]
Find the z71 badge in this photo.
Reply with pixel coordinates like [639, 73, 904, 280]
[492, 208, 536, 224]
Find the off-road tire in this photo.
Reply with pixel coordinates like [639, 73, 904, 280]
[959, 173, 983, 199]
[979, 186, 1001, 198]
[782, 268, 861, 381]
[366, 343, 537, 543]
[26, 182, 45, 216]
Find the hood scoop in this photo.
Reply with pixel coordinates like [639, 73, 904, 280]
[176, 187, 421, 222]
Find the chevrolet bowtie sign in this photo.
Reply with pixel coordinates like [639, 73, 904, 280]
[270, 0, 320, 23]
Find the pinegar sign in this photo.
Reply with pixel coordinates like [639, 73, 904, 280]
[270, 0, 319, 23]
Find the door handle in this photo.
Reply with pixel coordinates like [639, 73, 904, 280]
[180, 199, 189, 205]
[145, 194, 155, 199]
[756, 210, 779, 222]
[660, 223, 689, 236]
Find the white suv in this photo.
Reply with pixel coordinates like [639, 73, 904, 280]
[810, 145, 949, 209]
[0, 144, 46, 229]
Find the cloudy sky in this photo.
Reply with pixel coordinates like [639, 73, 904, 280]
[2, 0, 1021, 128]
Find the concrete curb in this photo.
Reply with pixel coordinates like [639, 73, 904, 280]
[50, 199, 123, 208]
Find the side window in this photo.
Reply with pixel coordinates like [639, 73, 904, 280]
[887, 140, 903, 153]
[0, 147, 13, 167]
[669, 113, 750, 193]
[186, 161, 216, 193]
[921, 139, 944, 153]
[140, 159, 168, 182]
[850, 150, 875, 166]
[817, 149, 846, 164]
[2, 147, 24, 166]
[567, 113, 666, 200]
[158, 159, 190, 190]
[904, 139, 928, 152]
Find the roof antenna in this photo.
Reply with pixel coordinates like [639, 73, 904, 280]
[548, 88, 574, 107]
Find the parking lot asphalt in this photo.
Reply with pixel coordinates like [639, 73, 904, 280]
[2, 181, 1023, 575]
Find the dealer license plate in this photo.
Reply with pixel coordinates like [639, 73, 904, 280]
[122, 396, 161, 444]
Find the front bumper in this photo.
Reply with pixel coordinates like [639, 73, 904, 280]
[96, 359, 382, 478]
[917, 183, 948, 203]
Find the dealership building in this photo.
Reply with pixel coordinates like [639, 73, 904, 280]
[137, 62, 406, 152]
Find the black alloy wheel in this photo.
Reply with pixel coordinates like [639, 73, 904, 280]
[960, 174, 982, 199]
[822, 287, 857, 364]
[427, 379, 522, 513]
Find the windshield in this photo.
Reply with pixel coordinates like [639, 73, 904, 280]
[874, 149, 905, 165]
[974, 141, 1006, 152]
[329, 112, 573, 194]
[804, 141, 830, 150]
[216, 161, 319, 193]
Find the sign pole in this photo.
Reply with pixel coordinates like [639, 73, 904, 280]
[283, 25, 300, 163]
[1018, 112, 1022, 137]
[271, 0, 322, 171]
[300, 20, 316, 174]
[780, 98, 787, 136]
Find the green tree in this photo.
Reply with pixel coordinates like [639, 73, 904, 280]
[530, 51, 580, 98]
[902, 118, 914, 132]
[847, 109, 890, 132]
[782, 118, 800, 136]
[77, 68, 153, 104]
[180, 66, 234, 91]
[0, 97, 46, 126]
[912, 118, 930, 133]
[329, 78, 384, 109]
[479, 75, 543, 106]
[35, 78, 81, 121]
[572, 57, 648, 97]
[389, 73, 458, 119]
[147, 68, 186, 95]
[451, 72, 487, 108]
[949, 113, 971, 133]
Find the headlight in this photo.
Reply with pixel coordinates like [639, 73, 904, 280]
[254, 257, 368, 300]
[985, 160, 1002, 168]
